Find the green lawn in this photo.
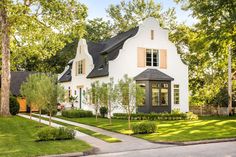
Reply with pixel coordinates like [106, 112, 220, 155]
[57, 116, 236, 142]
[31, 114, 121, 143]
[0, 116, 91, 157]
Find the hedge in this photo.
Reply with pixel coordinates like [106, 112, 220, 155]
[113, 112, 198, 121]
[62, 109, 93, 118]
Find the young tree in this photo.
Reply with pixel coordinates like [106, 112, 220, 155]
[107, 78, 119, 125]
[20, 74, 46, 121]
[117, 75, 145, 130]
[21, 74, 39, 119]
[42, 75, 65, 126]
[89, 81, 101, 122]
[85, 81, 108, 122]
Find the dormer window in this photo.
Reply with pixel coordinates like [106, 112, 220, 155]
[98, 65, 104, 71]
[146, 49, 159, 67]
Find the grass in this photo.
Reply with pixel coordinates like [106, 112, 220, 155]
[0, 116, 91, 157]
[57, 115, 236, 142]
[31, 114, 121, 143]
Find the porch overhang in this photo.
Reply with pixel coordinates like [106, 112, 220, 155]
[134, 69, 174, 81]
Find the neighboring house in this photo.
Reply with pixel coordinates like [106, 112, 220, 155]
[58, 17, 189, 113]
[0, 71, 37, 112]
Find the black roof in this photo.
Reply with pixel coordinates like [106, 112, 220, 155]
[58, 60, 73, 82]
[134, 69, 174, 81]
[59, 27, 139, 81]
[0, 71, 36, 96]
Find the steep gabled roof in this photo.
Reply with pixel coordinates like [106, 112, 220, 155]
[134, 69, 174, 81]
[59, 27, 139, 81]
[0, 71, 36, 96]
[87, 27, 139, 78]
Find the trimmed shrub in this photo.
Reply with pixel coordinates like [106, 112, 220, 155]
[132, 122, 157, 134]
[36, 127, 58, 141]
[62, 109, 93, 118]
[113, 112, 198, 121]
[36, 127, 75, 141]
[56, 127, 76, 140]
[186, 112, 198, 120]
[99, 107, 108, 118]
[9, 96, 20, 115]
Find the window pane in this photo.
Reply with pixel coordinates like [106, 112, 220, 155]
[146, 49, 152, 66]
[152, 84, 159, 106]
[161, 83, 168, 88]
[161, 88, 168, 106]
[153, 52, 157, 66]
[174, 84, 179, 104]
[77, 60, 83, 74]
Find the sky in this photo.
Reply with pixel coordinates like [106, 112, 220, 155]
[79, 0, 197, 26]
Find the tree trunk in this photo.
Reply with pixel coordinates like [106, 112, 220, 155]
[128, 114, 131, 130]
[228, 45, 232, 116]
[30, 107, 32, 119]
[49, 111, 52, 126]
[95, 105, 98, 122]
[0, 2, 11, 117]
[39, 109, 41, 123]
[108, 102, 112, 125]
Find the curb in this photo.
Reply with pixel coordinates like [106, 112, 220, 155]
[153, 138, 236, 146]
[39, 147, 99, 157]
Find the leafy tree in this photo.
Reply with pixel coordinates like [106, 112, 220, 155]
[84, 18, 113, 42]
[106, 0, 178, 33]
[117, 75, 145, 130]
[0, 0, 11, 116]
[0, 0, 87, 116]
[175, 0, 236, 107]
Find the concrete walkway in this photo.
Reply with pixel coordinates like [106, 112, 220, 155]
[19, 114, 173, 154]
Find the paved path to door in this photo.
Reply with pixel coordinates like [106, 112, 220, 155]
[19, 114, 173, 154]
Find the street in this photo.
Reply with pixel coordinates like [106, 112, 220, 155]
[87, 141, 236, 157]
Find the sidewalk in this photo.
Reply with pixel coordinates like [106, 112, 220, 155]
[19, 114, 172, 154]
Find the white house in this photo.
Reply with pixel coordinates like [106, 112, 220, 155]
[58, 17, 189, 113]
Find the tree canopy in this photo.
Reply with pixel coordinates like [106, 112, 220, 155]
[2, 0, 87, 72]
[175, 0, 236, 105]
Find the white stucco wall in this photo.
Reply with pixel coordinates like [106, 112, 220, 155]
[59, 17, 189, 113]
